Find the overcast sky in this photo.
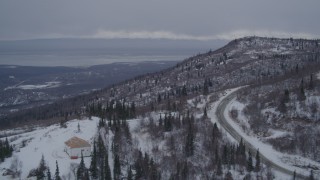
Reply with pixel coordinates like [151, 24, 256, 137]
[0, 0, 319, 41]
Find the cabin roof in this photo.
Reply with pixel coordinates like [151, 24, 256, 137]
[65, 136, 90, 148]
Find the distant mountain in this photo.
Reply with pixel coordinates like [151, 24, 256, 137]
[0, 38, 227, 51]
[0, 38, 227, 67]
[0, 61, 178, 117]
[91, 36, 320, 107]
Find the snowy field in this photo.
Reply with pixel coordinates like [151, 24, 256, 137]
[4, 81, 61, 90]
[0, 117, 99, 179]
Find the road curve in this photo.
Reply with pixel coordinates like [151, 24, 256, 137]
[215, 90, 308, 179]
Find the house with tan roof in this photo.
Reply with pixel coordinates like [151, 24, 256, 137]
[64, 136, 91, 159]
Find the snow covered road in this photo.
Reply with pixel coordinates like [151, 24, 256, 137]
[214, 88, 310, 179]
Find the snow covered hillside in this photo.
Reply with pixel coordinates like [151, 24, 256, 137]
[1, 37, 320, 180]
[6, 37, 320, 129]
[222, 91, 320, 177]
[0, 118, 99, 179]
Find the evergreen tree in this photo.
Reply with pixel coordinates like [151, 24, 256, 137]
[134, 151, 143, 180]
[247, 150, 253, 172]
[230, 145, 236, 166]
[157, 94, 161, 103]
[203, 80, 209, 95]
[100, 157, 104, 180]
[84, 170, 90, 180]
[167, 99, 172, 111]
[99, 118, 105, 128]
[217, 158, 222, 176]
[298, 79, 306, 101]
[182, 85, 187, 96]
[37, 154, 47, 180]
[236, 138, 246, 166]
[127, 166, 133, 180]
[284, 89, 290, 102]
[143, 152, 149, 171]
[90, 141, 98, 179]
[212, 123, 220, 144]
[55, 160, 61, 180]
[123, 120, 132, 141]
[309, 74, 314, 90]
[222, 145, 229, 164]
[47, 168, 52, 180]
[149, 158, 158, 180]
[185, 119, 194, 157]
[104, 155, 112, 180]
[77, 152, 86, 180]
[169, 173, 175, 180]
[309, 170, 314, 180]
[225, 171, 233, 180]
[113, 154, 121, 180]
[130, 102, 136, 118]
[203, 107, 207, 118]
[181, 161, 188, 180]
[164, 114, 172, 132]
[255, 149, 261, 172]
[3, 138, 13, 158]
[159, 114, 163, 127]
[214, 148, 219, 166]
[5, 137, 13, 157]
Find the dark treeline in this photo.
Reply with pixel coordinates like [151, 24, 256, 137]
[0, 138, 13, 163]
[87, 100, 136, 121]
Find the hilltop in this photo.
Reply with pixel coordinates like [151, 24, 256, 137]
[5, 36, 318, 124]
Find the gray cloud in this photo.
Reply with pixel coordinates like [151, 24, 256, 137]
[0, 0, 320, 40]
[88, 30, 320, 41]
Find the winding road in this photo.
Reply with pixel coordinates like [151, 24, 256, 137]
[215, 89, 308, 179]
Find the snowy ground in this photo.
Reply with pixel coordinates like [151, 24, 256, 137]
[207, 87, 320, 179]
[1, 87, 318, 179]
[128, 114, 167, 156]
[0, 117, 99, 179]
[4, 81, 61, 90]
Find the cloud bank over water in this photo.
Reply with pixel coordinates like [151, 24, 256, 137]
[88, 30, 320, 41]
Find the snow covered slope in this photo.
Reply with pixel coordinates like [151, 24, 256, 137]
[0, 118, 99, 179]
